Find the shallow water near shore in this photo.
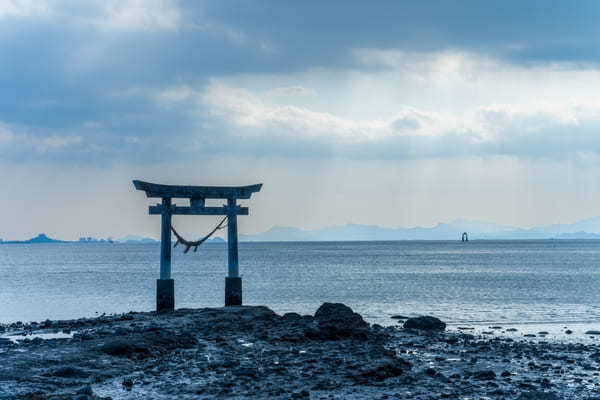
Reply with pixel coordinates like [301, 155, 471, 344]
[1, 240, 600, 340]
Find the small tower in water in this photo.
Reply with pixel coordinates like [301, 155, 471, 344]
[461, 232, 469, 242]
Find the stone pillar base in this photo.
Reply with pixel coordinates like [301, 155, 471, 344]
[225, 277, 242, 306]
[156, 279, 174, 313]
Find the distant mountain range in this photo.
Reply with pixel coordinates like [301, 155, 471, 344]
[240, 217, 600, 241]
[116, 235, 158, 244]
[4, 216, 600, 244]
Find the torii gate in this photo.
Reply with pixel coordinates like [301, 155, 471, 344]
[133, 180, 262, 312]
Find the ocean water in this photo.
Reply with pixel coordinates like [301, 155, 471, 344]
[1, 240, 600, 332]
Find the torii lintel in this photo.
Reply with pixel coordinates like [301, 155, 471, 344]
[133, 180, 262, 200]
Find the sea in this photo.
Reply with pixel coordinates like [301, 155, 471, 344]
[2, 240, 600, 340]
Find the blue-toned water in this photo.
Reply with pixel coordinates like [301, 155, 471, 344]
[1, 240, 600, 330]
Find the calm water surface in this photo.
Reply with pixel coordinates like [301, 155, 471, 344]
[1, 240, 600, 329]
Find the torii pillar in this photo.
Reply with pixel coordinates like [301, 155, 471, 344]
[133, 180, 262, 312]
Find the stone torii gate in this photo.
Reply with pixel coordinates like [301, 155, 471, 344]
[133, 180, 262, 312]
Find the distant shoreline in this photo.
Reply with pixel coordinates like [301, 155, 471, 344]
[4, 237, 600, 244]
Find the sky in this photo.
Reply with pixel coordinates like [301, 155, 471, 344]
[2, 0, 600, 240]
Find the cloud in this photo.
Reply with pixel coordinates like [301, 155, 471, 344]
[0, 123, 81, 155]
[92, 0, 180, 32]
[0, 0, 50, 18]
[153, 85, 198, 107]
[198, 70, 600, 160]
[0, 0, 180, 32]
[3, 2, 600, 166]
[265, 86, 317, 97]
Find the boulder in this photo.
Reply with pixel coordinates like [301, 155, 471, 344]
[352, 359, 406, 382]
[403, 316, 446, 331]
[311, 303, 369, 339]
[516, 392, 559, 400]
[50, 366, 90, 379]
[473, 369, 496, 380]
[233, 367, 257, 377]
[100, 340, 137, 356]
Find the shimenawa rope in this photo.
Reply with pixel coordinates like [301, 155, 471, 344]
[171, 216, 227, 253]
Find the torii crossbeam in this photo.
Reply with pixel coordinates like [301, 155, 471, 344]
[133, 180, 262, 312]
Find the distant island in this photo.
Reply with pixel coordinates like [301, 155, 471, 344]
[0, 233, 225, 244]
[0, 233, 67, 244]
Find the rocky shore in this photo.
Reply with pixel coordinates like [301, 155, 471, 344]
[1, 304, 599, 399]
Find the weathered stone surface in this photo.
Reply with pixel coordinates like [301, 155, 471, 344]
[49, 366, 90, 379]
[473, 369, 496, 380]
[0, 305, 598, 399]
[352, 359, 406, 382]
[403, 316, 446, 331]
[100, 339, 135, 356]
[516, 391, 559, 400]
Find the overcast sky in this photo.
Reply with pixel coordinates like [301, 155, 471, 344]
[2, 0, 600, 240]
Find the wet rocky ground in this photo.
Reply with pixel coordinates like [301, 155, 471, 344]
[0, 303, 599, 399]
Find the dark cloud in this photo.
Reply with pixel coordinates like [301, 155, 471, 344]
[1, 1, 600, 165]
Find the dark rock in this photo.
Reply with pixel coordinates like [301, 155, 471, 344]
[473, 370, 496, 380]
[282, 312, 303, 322]
[403, 316, 446, 331]
[74, 332, 96, 341]
[100, 339, 150, 356]
[50, 366, 90, 378]
[565, 329, 573, 335]
[501, 370, 511, 377]
[391, 315, 409, 320]
[425, 367, 436, 376]
[585, 330, 600, 335]
[233, 367, 256, 377]
[30, 337, 43, 345]
[312, 303, 369, 339]
[122, 378, 134, 387]
[77, 385, 94, 395]
[516, 391, 559, 400]
[114, 327, 130, 335]
[353, 359, 405, 382]
[292, 390, 310, 398]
